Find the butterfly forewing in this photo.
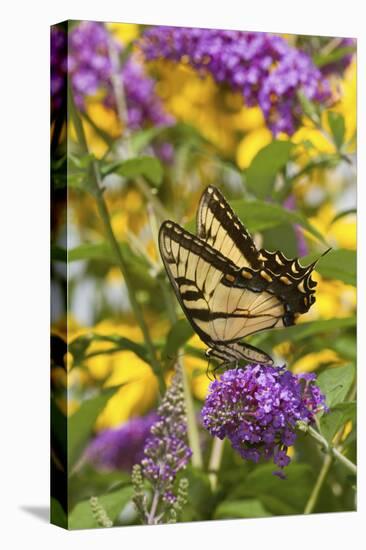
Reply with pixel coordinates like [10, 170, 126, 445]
[159, 221, 281, 365]
[197, 185, 262, 269]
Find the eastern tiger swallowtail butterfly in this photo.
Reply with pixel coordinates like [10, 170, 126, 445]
[159, 185, 323, 371]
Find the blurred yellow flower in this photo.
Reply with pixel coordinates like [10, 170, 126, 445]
[152, 60, 250, 156]
[292, 349, 343, 374]
[69, 100, 122, 158]
[107, 22, 139, 44]
[300, 272, 356, 322]
[97, 351, 158, 429]
[331, 59, 356, 146]
[292, 59, 356, 160]
[308, 204, 356, 250]
[236, 126, 272, 169]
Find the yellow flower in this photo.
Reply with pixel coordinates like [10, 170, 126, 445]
[292, 59, 356, 160]
[308, 204, 356, 250]
[69, 100, 122, 159]
[183, 334, 212, 401]
[331, 59, 356, 146]
[97, 352, 158, 429]
[292, 349, 343, 374]
[300, 273, 356, 322]
[151, 60, 247, 156]
[60, 317, 170, 429]
[236, 126, 272, 169]
[106, 22, 139, 45]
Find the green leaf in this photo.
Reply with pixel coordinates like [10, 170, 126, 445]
[50, 498, 67, 528]
[181, 467, 214, 521]
[68, 242, 113, 262]
[69, 333, 149, 365]
[259, 495, 297, 516]
[214, 499, 271, 519]
[242, 463, 314, 513]
[297, 91, 320, 123]
[317, 249, 356, 286]
[317, 364, 355, 408]
[254, 317, 356, 346]
[162, 318, 194, 361]
[68, 386, 122, 470]
[101, 156, 163, 186]
[313, 45, 356, 68]
[68, 241, 158, 292]
[246, 141, 293, 198]
[303, 249, 356, 285]
[130, 126, 167, 154]
[330, 335, 357, 362]
[261, 223, 298, 257]
[230, 199, 326, 244]
[68, 486, 133, 529]
[320, 401, 356, 442]
[327, 111, 345, 149]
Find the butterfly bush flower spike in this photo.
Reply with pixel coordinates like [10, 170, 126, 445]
[202, 365, 327, 478]
[51, 22, 173, 132]
[140, 27, 331, 135]
[132, 366, 191, 524]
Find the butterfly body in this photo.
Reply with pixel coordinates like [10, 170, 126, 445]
[159, 185, 320, 371]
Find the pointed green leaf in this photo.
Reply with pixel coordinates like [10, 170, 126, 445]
[246, 141, 293, 199]
[327, 111, 346, 149]
[68, 386, 123, 469]
[230, 199, 326, 244]
[320, 401, 356, 442]
[317, 364, 355, 408]
[214, 499, 271, 519]
[162, 318, 194, 361]
[101, 156, 163, 186]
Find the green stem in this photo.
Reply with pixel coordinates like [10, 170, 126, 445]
[304, 454, 333, 514]
[298, 422, 357, 475]
[208, 438, 224, 491]
[180, 359, 203, 469]
[68, 84, 166, 395]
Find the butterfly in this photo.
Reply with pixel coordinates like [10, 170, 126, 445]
[159, 185, 322, 371]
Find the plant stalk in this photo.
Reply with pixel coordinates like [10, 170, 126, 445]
[208, 438, 224, 490]
[68, 83, 165, 394]
[298, 422, 357, 475]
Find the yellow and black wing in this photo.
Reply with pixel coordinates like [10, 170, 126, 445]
[159, 220, 277, 365]
[159, 186, 320, 368]
[197, 185, 319, 318]
[197, 185, 262, 269]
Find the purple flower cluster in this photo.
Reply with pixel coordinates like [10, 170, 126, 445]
[51, 22, 173, 130]
[140, 369, 192, 505]
[140, 27, 332, 135]
[202, 364, 327, 477]
[85, 412, 157, 471]
[51, 26, 67, 118]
